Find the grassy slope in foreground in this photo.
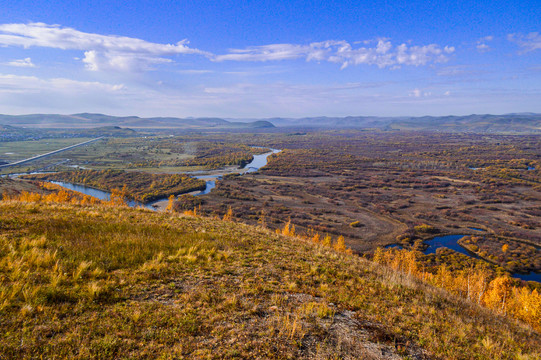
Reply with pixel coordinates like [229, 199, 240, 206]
[0, 201, 539, 359]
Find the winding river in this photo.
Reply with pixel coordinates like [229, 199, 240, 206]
[388, 234, 541, 282]
[184, 148, 281, 197]
[11, 147, 540, 282]
[47, 148, 281, 210]
[49, 181, 150, 209]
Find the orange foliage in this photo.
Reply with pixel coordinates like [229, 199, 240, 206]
[2, 186, 102, 206]
[275, 220, 352, 254]
[276, 218, 295, 236]
[109, 186, 127, 206]
[374, 247, 541, 331]
[183, 206, 198, 217]
[333, 236, 347, 253]
[166, 194, 175, 211]
[222, 206, 233, 221]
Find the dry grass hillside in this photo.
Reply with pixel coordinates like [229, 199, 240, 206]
[0, 200, 539, 359]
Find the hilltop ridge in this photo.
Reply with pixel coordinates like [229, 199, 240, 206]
[0, 200, 539, 359]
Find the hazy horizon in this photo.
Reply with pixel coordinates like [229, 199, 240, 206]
[1, 111, 541, 120]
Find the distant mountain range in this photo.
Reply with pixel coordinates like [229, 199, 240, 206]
[268, 113, 541, 133]
[1, 112, 540, 133]
[0, 113, 275, 130]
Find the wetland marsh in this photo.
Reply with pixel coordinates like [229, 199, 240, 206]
[2, 130, 540, 281]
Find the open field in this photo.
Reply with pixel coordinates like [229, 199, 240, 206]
[0, 138, 104, 170]
[0, 136, 269, 175]
[0, 138, 96, 162]
[0, 200, 539, 359]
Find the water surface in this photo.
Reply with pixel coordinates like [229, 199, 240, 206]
[47, 148, 281, 207]
[423, 234, 540, 282]
[50, 181, 151, 209]
[468, 227, 485, 232]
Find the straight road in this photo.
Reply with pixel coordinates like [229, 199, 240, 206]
[0, 137, 104, 169]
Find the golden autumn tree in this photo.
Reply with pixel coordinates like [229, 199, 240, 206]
[276, 218, 295, 236]
[484, 276, 514, 314]
[333, 236, 347, 253]
[321, 234, 332, 247]
[223, 206, 233, 221]
[166, 195, 175, 211]
[109, 185, 127, 206]
[509, 287, 541, 330]
[369, 247, 541, 331]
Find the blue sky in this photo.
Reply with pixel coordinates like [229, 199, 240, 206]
[0, 0, 539, 118]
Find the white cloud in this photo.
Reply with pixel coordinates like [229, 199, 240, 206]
[0, 73, 127, 113]
[0, 73, 125, 93]
[214, 39, 454, 69]
[444, 46, 455, 54]
[508, 32, 541, 52]
[213, 43, 309, 62]
[444, 91, 451, 96]
[81, 50, 172, 72]
[0, 22, 456, 72]
[4, 57, 35, 67]
[0, 22, 209, 72]
[409, 89, 421, 97]
[476, 36, 493, 53]
[476, 43, 490, 52]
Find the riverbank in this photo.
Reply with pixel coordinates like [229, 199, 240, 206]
[389, 233, 541, 282]
[24, 148, 281, 210]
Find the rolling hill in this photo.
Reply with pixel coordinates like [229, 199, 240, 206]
[2, 113, 541, 133]
[269, 113, 541, 133]
[0, 200, 539, 359]
[0, 113, 275, 130]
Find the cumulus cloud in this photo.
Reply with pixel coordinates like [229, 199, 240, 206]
[0, 22, 455, 72]
[409, 88, 421, 97]
[476, 36, 493, 52]
[214, 39, 454, 69]
[508, 32, 541, 52]
[81, 50, 173, 72]
[476, 43, 490, 52]
[4, 57, 35, 67]
[0, 22, 209, 72]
